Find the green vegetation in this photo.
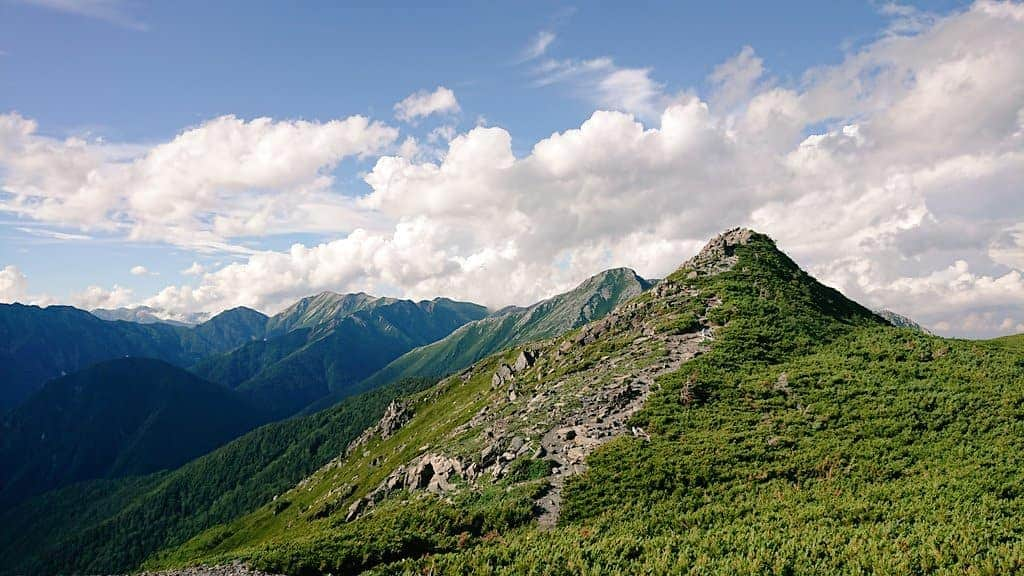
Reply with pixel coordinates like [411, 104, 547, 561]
[145, 355, 513, 572]
[0, 377, 437, 575]
[194, 293, 489, 418]
[6, 232, 1024, 575]
[156, 233, 1024, 575]
[352, 268, 650, 397]
[0, 358, 269, 507]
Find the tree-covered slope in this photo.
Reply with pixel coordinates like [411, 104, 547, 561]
[0, 376, 439, 575]
[355, 267, 650, 394]
[194, 294, 488, 418]
[0, 304, 267, 413]
[0, 358, 268, 509]
[146, 229, 1024, 575]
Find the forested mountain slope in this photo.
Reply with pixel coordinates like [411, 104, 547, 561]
[193, 294, 488, 417]
[0, 358, 268, 508]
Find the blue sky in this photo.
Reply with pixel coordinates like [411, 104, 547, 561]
[1, 0, 1022, 338]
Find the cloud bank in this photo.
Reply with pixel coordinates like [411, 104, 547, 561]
[1, 1, 1023, 338]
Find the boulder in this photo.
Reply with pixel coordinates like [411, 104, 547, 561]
[513, 350, 536, 372]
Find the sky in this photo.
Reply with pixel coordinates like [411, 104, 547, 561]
[0, 0, 1021, 338]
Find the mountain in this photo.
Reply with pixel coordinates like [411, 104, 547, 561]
[192, 294, 488, 417]
[0, 376, 438, 575]
[0, 358, 268, 508]
[189, 307, 270, 345]
[0, 304, 267, 413]
[349, 267, 650, 400]
[876, 308, 931, 333]
[7, 229, 1024, 574]
[136, 229, 1024, 575]
[90, 306, 190, 326]
[0, 283, 628, 574]
[264, 292, 381, 336]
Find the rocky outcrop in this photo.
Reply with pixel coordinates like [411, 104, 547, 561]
[138, 562, 283, 576]
[344, 231, 747, 527]
[682, 227, 753, 276]
[345, 399, 413, 456]
[346, 452, 468, 521]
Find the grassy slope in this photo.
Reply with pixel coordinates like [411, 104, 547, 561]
[156, 233, 1024, 575]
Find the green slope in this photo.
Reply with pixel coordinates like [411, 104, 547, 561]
[0, 377, 438, 575]
[354, 267, 650, 395]
[194, 294, 489, 417]
[147, 229, 1024, 575]
[0, 358, 268, 508]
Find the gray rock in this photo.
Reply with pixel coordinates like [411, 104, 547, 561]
[509, 436, 525, 453]
[513, 350, 536, 372]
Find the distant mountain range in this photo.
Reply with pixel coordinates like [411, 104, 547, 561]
[90, 306, 209, 326]
[0, 304, 268, 413]
[192, 293, 490, 418]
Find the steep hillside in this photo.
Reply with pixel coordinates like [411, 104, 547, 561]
[354, 268, 650, 395]
[195, 295, 488, 417]
[0, 377, 438, 575]
[0, 358, 268, 508]
[192, 329, 313, 389]
[144, 229, 1024, 575]
[0, 304, 267, 413]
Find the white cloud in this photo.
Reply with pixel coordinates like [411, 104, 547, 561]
[709, 45, 765, 110]
[0, 114, 398, 252]
[15, 226, 92, 241]
[181, 261, 205, 276]
[394, 87, 460, 122]
[10, 1, 1024, 338]
[521, 30, 556, 61]
[531, 56, 672, 119]
[0, 265, 29, 303]
[427, 124, 457, 144]
[72, 284, 133, 310]
[130, 265, 149, 276]
[18, 0, 147, 30]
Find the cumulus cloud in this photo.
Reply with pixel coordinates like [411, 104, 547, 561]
[0, 114, 398, 252]
[0, 265, 29, 303]
[8, 1, 1024, 338]
[394, 87, 460, 122]
[72, 284, 133, 310]
[129, 265, 148, 276]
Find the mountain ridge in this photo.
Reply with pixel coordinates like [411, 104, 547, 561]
[346, 267, 652, 403]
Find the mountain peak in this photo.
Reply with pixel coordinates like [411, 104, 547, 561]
[681, 227, 756, 276]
